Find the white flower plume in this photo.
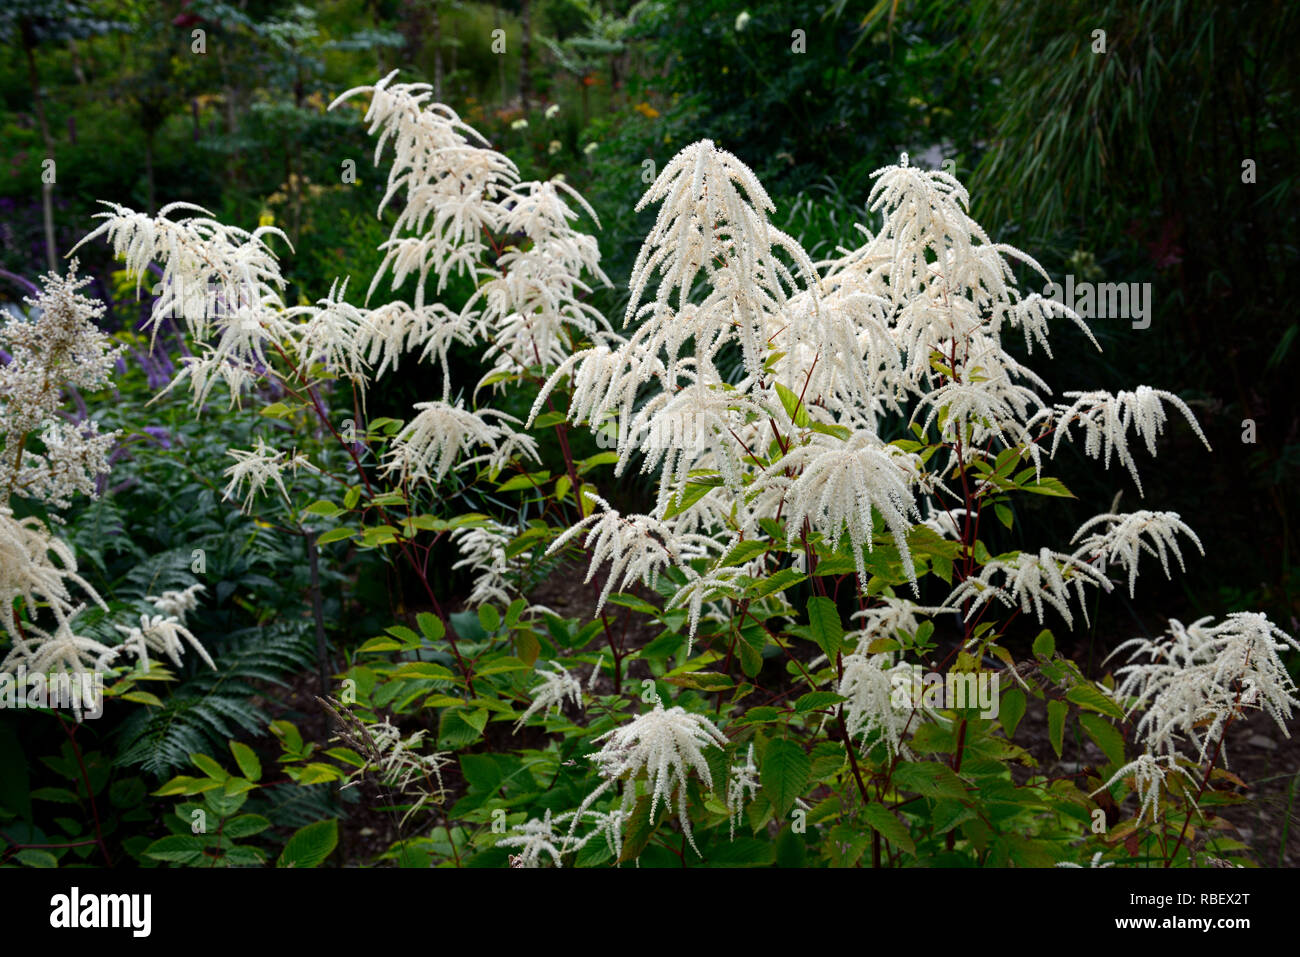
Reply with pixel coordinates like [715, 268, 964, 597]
[548, 493, 716, 615]
[1091, 752, 1199, 825]
[146, 584, 206, 622]
[1072, 509, 1204, 597]
[0, 508, 107, 644]
[499, 809, 566, 868]
[222, 439, 316, 513]
[726, 743, 760, 840]
[381, 400, 538, 485]
[569, 700, 728, 856]
[947, 547, 1112, 630]
[754, 430, 923, 589]
[1108, 613, 1300, 764]
[114, 613, 215, 672]
[1032, 387, 1211, 495]
[514, 661, 584, 731]
[838, 652, 936, 759]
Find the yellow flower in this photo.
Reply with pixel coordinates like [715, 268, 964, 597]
[635, 102, 660, 119]
[258, 210, 275, 227]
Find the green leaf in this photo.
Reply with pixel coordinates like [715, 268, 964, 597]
[316, 527, 356, 545]
[1047, 699, 1068, 757]
[0, 725, 30, 822]
[497, 471, 551, 492]
[531, 411, 567, 429]
[665, 671, 734, 692]
[416, 612, 445, 641]
[1000, 688, 1027, 739]
[617, 795, 662, 864]
[579, 451, 619, 473]
[995, 503, 1013, 529]
[606, 593, 660, 616]
[931, 799, 977, 835]
[809, 421, 851, 440]
[761, 739, 810, 819]
[707, 837, 776, 866]
[1078, 713, 1126, 768]
[861, 802, 916, 856]
[390, 662, 456, 680]
[223, 814, 271, 839]
[324, 747, 365, 769]
[30, 786, 79, 804]
[662, 480, 716, 519]
[720, 539, 769, 568]
[478, 605, 501, 633]
[356, 636, 402, 654]
[277, 819, 339, 868]
[891, 761, 969, 800]
[747, 568, 805, 600]
[15, 849, 58, 868]
[774, 381, 810, 427]
[144, 835, 205, 864]
[793, 691, 845, 713]
[1021, 477, 1074, 498]
[359, 524, 398, 547]
[229, 742, 262, 783]
[270, 720, 304, 756]
[190, 752, 229, 782]
[734, 706, 783, 726]
[121, 691, 164, 707]
[1066, 683, 1126, 721]
[293, 764, 344, 785]
[805, 596, 844, 658]
[1032, 629, 1055, 659]
[515, 628, 541, 666]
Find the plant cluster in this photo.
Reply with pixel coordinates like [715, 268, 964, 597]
[4, 67, 1296, 869]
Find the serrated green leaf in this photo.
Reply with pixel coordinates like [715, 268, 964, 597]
[1000, 688, 1027, 739]
[416, 612, 445, 641]
[761, 739, 810, 818]
[229, 741, 261, 782]
[793, 691, 845, 713]
[806, 596, 844, 658]
[1066, 683, 1126, 720]
[1078, 713, 1126, 767]
[277, 819, 338, 868]
[861, 802, 916, 856]
[1047, 699, 1068, 757]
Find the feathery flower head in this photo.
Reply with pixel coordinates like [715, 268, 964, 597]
[570, 699, 727, 856]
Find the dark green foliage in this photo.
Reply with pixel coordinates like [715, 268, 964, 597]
[115, 622, 314, 777]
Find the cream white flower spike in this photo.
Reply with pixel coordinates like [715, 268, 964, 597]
[568, 700, 728, 857]
[1071, 510, 1204, 597]
[513, 661, 585, 731]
